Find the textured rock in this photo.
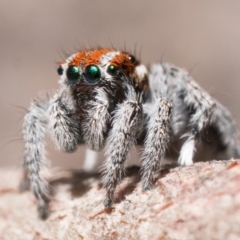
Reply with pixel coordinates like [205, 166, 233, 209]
[0, 160, 240, 240]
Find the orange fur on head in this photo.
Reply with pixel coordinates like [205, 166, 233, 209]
[69, 49, 135, 74]
[110, 53, 135, 74]
[69, 49, 111, 67]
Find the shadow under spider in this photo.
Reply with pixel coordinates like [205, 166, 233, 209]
[50, 170, 101, 198]
[50, 163, 178, 202]
[114, 163, 178, 204]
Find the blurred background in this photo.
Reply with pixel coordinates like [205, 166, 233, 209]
[1, 1, 240, 169]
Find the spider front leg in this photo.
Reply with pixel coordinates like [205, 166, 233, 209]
[141, 98, 172, 191]
[23, 90, 80, 219]
[102, 85, 143, 207]
[48, 89, 80, 153]
[82, 88, 110, 151]
[22, 96, 50, 219]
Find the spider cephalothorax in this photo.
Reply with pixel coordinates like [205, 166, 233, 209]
[21, 48, 240, 218]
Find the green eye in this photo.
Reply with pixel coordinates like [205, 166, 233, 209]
[66, 65, 80, 83]
[84, 65, 101, 84]
[107, 65, 118, 76]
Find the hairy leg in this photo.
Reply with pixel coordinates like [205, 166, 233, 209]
[82, 88, 110, 151]
[102, 85, 143, 207]
[210, 103, 240, 158]
[178, 82, 240, 163]
[22, 96, 50, 219]
[176, 72, 215, 165]
[141, 98, 172, 190]
[48, 89, 80, 152]
[148, 62, 217, 165]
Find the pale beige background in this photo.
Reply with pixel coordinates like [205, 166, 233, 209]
[1, 1, 240, 169]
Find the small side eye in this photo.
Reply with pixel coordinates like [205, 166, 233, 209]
[84, 65, 101, 84]
[129, 55, 136, 63]
[57, 65, 64, 76]
[107, 65, 118, 76]
[66, 65, 80, 83]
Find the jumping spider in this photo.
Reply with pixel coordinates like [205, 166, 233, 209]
[21, 48, 240, 218]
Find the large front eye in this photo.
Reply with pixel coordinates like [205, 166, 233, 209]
[84, 65, 101, 84]
[107, 65, 118, 76]
[66, 65, 80, 83]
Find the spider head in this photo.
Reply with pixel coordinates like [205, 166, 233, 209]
[57, 49, 148, 92]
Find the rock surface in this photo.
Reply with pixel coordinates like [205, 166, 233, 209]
[0, 160, 240, 240]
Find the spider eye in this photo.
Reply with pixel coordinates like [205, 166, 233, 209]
[57, 65, 64, 76]
[129, 55, 136, 63]
[66, 65, 80, 83]
[84, 65, 101, 84]
[107, 65, 118, 76]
